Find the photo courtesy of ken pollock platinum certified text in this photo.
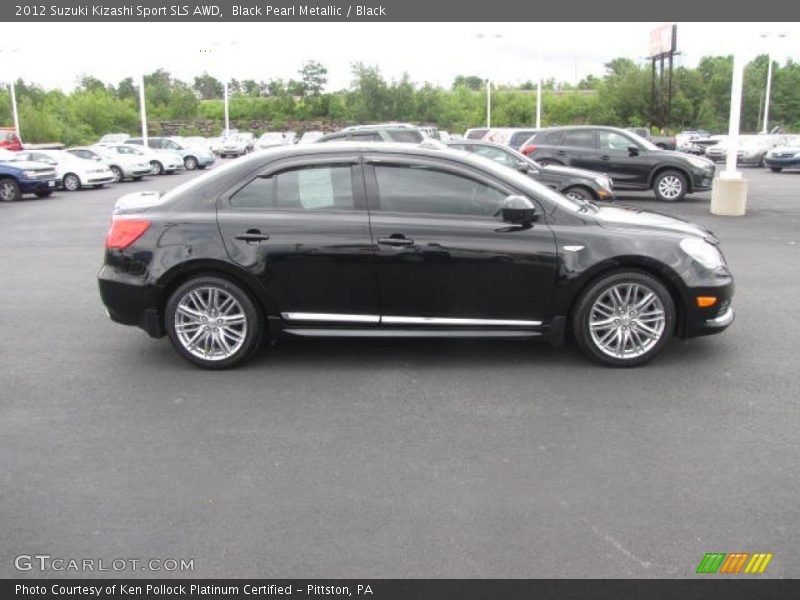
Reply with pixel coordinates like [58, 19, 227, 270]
[15, 584, 375, 596]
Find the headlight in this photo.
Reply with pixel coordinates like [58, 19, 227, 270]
[595, 176, 613, 191]
[22, 170, 36, 178]
[687, 156, 712, 169]
[680, 238, 725, 270]
[794, 152, 800, 159]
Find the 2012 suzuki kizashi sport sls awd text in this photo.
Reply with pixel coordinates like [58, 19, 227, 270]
[98, 142, 734, 369]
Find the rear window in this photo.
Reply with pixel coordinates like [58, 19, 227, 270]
[535, 130, 564, 145]
[509, 131, 538, 148]
[387, 130, 424, 143]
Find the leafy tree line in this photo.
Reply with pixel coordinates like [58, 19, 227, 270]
[2, 56, 798, 145]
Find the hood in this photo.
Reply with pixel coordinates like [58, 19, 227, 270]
[0, 159, 55, 171]
[593, 204, 718, 243]
[540, 163, 605, 180]
[769, 145, 800, 154]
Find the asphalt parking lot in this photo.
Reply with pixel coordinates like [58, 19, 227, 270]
[1, 165, 798, 579]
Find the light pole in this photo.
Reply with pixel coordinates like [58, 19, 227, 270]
[208, 40, 238, 136]
[138, 72, 148, 146]
[710, 51, 748, 216]
[476, 33, 502, 129]
[536, 52, 542, 128]
[1, 47, 21, 139]
[760, 32, 787, 133]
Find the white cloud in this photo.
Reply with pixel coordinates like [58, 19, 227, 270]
[1, 22, 798, 91]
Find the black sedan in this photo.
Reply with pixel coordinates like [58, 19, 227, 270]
[446, 140, 615, 203]
[98, 143, 734, 369]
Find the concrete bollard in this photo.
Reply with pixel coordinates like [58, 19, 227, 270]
[710, 175, 748, 216]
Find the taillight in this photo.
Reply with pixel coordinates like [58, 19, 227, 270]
[106, 218, 150, 249]
[521, 144, 537, 156]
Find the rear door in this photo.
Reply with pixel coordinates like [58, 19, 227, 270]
[558, 129, 599, 170]
[216, 154, 381, 324]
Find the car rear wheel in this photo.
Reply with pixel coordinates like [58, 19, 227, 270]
[165, 276, 263, 369]
[563, 186, 594, 202]
[770, 166, 782, 173]
[572, 270, 675, 367]
[110, 166, 123, 182]
[63, 173, 81, 191]
[0, 178, 21, 202]
[653, 170, 687, 202]
[150, 161, 163, 175]
[184, 156, 198, 170]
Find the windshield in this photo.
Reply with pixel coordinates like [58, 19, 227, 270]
[462, 151, 590, 212]
[623, 130, 659, 152]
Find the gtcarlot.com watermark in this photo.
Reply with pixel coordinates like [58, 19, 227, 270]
[14, 554, 194, 573]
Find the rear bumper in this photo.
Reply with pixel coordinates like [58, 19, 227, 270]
[98, 268, 164, 337]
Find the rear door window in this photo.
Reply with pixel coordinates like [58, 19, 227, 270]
[562, 130, 596, 148]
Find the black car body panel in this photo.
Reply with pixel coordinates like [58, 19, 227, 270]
[98, 143, 733, 358]
[446, 140, 615, 201]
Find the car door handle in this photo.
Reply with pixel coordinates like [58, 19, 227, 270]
[599, 155, 611, 161]
[378, 236, 415, 247]
[555, 150, 566, 156]
[235, 230, 270, 243]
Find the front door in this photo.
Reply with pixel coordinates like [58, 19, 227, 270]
[364, 155, 558, 326]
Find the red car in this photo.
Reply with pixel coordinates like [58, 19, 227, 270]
[0, 128, 23, 152]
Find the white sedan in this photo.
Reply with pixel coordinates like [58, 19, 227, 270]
[67, 147, 151, 182]
[97, 144, 183, 175]
[15, 149, 115, 191]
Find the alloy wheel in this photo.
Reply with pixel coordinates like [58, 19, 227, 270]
[0, 180, 18, 201]
[588, 283, 666, 359]
[63, 174, 81, 191]
[657, 175, 683, 200]
[174, 286, 248, 361]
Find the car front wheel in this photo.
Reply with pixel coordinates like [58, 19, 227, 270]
[0, 178, 21, 202]
[770, 166, 782, 173]
[653, 170, 687, 202]
[165, 276, 263, 369]
[150, 161, 163, 176]
[63, 173, 81, 191]
[184, 156, 198, 170]
[572, 270, 675, 367]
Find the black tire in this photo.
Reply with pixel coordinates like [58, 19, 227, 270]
[184, 156, 198, 170]
[93, 184, 105, 189]
[197, 164, 207, 170]
[0, 178, 21, 202]
[110, 165, 123, 182]
[132, 176, 144, 181]
[150, 161, 163, 176]
[572, 270, 675, 367]
[164, 276, 263, 369]
[35, 190, 53, 198]
[758, 154, 766, 168]
[770, 166, 782, 173]
[653, 169, 687, 202]
[63, 173, 81, 191]
[562, 186, 595, 202]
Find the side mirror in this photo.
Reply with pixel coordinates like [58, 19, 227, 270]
[515, 160, 530, 173]
[628, 146, 640, 156]
[497, 195, 538, 225]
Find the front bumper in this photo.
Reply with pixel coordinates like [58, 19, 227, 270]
[125, 166, 152, 177]
[18, 178, 57, 194]
[690, 166, 715, 192]
[765, 156, 800, 169]
[681, 277, 735, 338]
